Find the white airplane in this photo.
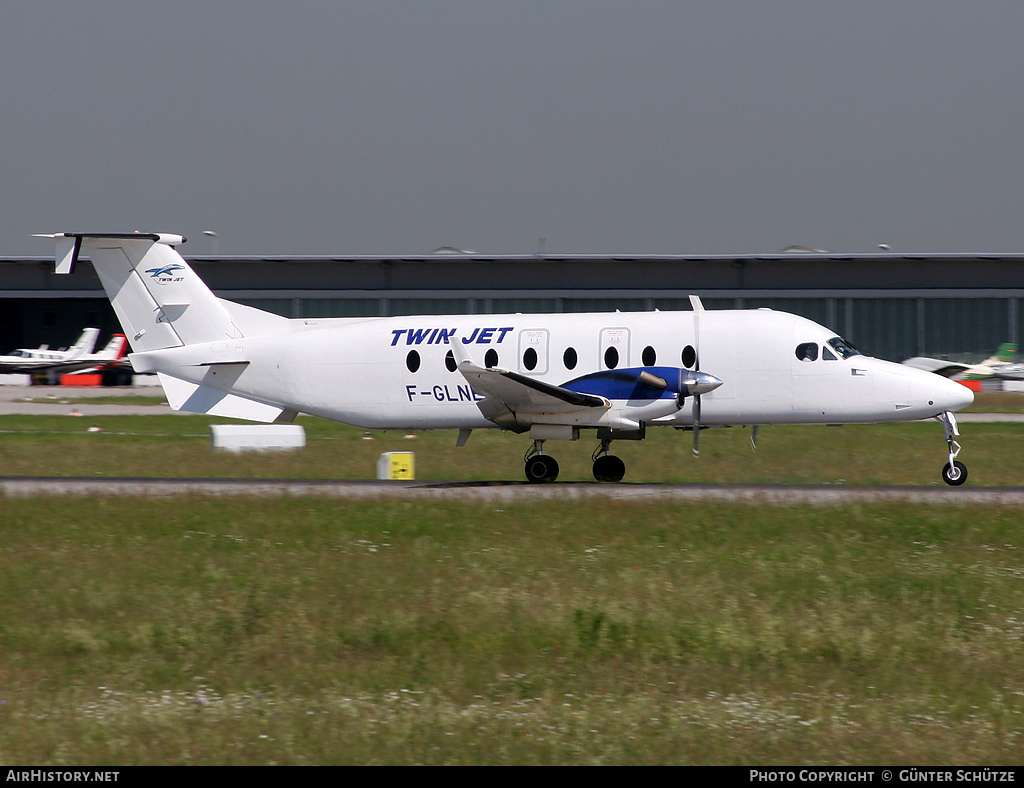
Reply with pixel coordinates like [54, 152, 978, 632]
[39, 232, 976, 485]
[65, 333, 130, 376]
[0, 327, 100, 373]
[903, 343, 1024, 382]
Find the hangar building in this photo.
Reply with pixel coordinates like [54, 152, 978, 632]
[1, 249, 1022, 364]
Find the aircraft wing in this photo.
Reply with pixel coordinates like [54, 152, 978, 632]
[901, 357, 970, 378]
[903, 355, 1024, 381]
[454, 352, 608, 429]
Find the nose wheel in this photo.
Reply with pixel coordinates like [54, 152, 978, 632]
[937, 411, 968, 486]
[941, 460, 967, 486]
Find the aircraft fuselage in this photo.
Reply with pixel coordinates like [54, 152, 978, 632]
[131, 308, 972, 431]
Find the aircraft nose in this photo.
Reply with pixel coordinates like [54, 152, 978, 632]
[925, 374, 974, 413]
[681, 371, 724, 396]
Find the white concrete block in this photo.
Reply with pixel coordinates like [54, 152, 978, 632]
[210, 424, 306, 452]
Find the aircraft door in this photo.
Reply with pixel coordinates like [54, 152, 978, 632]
[518, 329, 549, 375]
[600, 328, 630, 370]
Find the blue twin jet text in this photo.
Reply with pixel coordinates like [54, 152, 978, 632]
[391, 327, 514, 346]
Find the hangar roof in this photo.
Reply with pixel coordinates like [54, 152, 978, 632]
[3, 251, 1024, 297]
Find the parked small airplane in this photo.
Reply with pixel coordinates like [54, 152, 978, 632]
[0, 327, 100, 373]
[39, 233, 975, 485]
[65, 334, 130, 376]
[903, 343, 1024, 382]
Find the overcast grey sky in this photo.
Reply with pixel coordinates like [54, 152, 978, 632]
[3, 2, 1024, 256]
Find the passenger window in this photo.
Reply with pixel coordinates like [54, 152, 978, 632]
[795, 342, 818, 362]
[642, 345, 657, 366]
[406, 350, 421, 372]
[485, 349, 499, 368]
[604, 346, 619, 369]
[445, 349, 457, 372]
[681, 345, 696, 369]
[523, 347, 538, 371]
[563, 347, 578, 370]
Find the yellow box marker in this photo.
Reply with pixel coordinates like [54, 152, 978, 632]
[376, 451, 415, 480]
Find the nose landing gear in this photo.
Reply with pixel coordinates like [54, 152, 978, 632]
[937, 411, 968, 486]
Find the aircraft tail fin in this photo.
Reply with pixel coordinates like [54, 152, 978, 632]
[96, 334, 128, 361]
[42, 233, 244, 353]
[66, 327, 100, 358]
[993, 342, 1018, 363]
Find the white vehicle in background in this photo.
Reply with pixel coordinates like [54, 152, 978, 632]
[903, 343, 1024, 382]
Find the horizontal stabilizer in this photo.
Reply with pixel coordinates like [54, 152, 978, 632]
[157, 373, 287, 422]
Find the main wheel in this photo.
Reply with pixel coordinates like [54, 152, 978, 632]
[592, 454, 626, 482]
[525, 455, 559, 483]
[941, 460, 968, 486]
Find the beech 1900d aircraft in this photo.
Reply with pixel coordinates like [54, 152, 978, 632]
[39, 233, 975, 485]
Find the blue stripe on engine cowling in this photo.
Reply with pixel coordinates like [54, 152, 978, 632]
[562, 366, 685, 401]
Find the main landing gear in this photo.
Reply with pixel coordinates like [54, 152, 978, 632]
[937, 410, 968, 486]
[592, 439, 625, 482]
[523, 439, 626, 483]
[524, 441, 560, 483]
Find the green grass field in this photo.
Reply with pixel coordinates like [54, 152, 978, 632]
[1, 411, 1023, 764]
[968, 391, 1024, 413]
[0, 411, 1021, 485]
[2, 496, 1023, 765]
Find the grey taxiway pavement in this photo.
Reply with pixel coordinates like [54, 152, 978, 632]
[2, 476, 1023, 505]
[0, 384, 173, 416]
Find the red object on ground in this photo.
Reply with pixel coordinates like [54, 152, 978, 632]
[60, 374, 102, 386]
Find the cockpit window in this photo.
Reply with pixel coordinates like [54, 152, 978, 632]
[826, 337, 864, 359]
[822, 346, 838, 361]
[795, 342, 818, 362]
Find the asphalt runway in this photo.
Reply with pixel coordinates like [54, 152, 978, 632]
[0, 384, 173, 416]
[3, 476, 1024, 504]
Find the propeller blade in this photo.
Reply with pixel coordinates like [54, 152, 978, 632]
[690, 296, 702, 374]
[750, 425, 758, 452]
[690, 300, 703, 457]
[692, 393, 701, 457]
